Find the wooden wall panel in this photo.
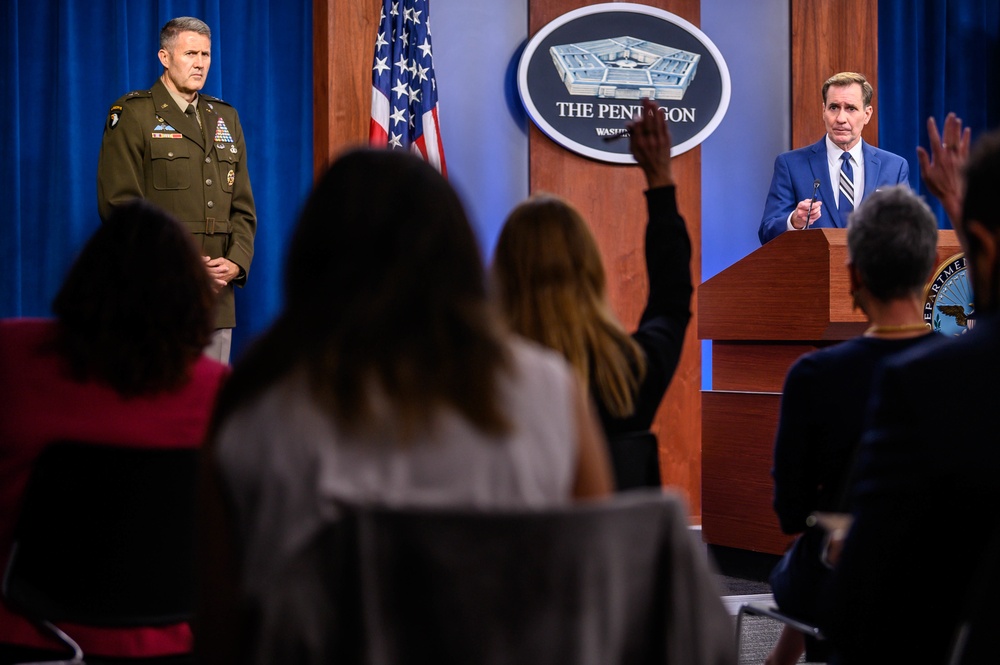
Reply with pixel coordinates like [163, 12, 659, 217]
[791, 1, 880, 149]
[529, 0, 703, 516]
[313, 2, 377, 176]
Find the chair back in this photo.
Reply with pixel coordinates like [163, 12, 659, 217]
[300, 491, 735, 665]
[2, 441, 199, 626]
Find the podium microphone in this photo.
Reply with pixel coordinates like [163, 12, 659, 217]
[802, 179, 820, 230]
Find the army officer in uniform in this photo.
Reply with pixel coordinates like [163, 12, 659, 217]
[97, 16, 256, 364]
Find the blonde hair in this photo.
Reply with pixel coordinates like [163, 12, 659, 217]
[492, 194, 645, 418]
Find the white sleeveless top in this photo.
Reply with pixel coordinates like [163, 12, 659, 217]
[214, 337, 579, 630]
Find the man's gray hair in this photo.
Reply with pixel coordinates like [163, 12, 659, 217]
[160, 17, 211, 51]
[847, 185, 938, 302]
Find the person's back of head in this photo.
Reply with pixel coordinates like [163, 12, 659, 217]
[492, 194, 644, 419]
[846, 185, 938, 302]
[493, 195, 607, 343]
[53, 199, 215, 396]
[961, 128, 1000, 314]
[221, 148, 510, 438]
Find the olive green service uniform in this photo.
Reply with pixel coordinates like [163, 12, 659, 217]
[97, 78, 256, 329]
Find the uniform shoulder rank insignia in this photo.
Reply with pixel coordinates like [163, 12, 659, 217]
[214, 117, 234, 143]
[108, 90, 151, 131]
[202, 94, 230, 106]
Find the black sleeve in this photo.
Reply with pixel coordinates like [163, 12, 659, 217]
[625, 186, 693, 428]
[771, 356, 823, 534]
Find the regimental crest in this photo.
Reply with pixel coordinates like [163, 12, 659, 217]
[924, 253, 973, 336]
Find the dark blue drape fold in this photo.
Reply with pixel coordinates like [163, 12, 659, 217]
[1, 0, 312, 358]
[879, 0, 1000, 228]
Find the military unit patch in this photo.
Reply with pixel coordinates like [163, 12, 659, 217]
[214, 117, 233, 143]
[107, 105, 123, 131]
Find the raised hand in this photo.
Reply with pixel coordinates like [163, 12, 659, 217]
[916, 113, 970, 224]
[626, 98, 675, 189]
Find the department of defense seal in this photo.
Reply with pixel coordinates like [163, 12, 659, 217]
[924, 253, 973, 336]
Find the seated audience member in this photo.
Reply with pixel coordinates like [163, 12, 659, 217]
[0, 201, 227, 663]
[821, 119, 1000, 664]
[198, 149, 613, 664]
[491, 98, 692, 490]
[765, 185, 940, 665]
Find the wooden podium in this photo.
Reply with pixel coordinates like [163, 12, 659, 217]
[698, 229, 960, 554]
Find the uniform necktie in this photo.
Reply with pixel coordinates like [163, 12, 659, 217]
[839, 152, 854, 216]
[185, 103, 202, 130]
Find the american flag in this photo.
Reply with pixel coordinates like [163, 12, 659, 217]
[369, 0, 447, 175]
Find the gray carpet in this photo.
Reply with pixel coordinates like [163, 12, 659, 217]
[708, 542, 821, 663]
[733, 613, 812, 664]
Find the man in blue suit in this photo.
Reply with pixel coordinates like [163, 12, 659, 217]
[758, 72, 910, 244]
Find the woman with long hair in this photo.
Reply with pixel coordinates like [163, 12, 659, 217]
[199, 148, 612, 664]
[492, 98, 693, 489]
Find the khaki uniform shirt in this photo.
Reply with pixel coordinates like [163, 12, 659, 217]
[97, 78, 256, 329]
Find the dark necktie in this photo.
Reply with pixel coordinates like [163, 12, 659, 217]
[187, 103, 204, 129]
[839, 152, 854, 216]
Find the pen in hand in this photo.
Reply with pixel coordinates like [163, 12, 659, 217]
[601, 131, 631, 143]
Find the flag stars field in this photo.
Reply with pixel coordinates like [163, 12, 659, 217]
[369, 0, 447, 175]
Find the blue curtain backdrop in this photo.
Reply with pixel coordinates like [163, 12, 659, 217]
[1, 0, 312, 358]
[879, 0, 1000, 228]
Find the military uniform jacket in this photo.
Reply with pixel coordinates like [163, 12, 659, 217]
[97, 78, 256, 329]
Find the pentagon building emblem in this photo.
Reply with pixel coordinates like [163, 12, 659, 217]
[518, 3, 730, 163]
[549, 37, 700, 101]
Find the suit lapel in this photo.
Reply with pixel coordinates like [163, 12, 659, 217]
[862, 141, 881, 200]
[151, 79, 205, 151]
[808, 139, 843, 228]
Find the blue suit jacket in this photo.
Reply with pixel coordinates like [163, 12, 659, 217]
[758, 137, 910, 244]
[821, 314, 1000, 663]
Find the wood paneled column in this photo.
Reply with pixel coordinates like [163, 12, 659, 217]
[313, 1, 377, 175]
[792, 1, 880, 147]
[529, 0, 704, 516]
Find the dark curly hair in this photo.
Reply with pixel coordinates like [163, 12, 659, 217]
[52, 200, 215, 396]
